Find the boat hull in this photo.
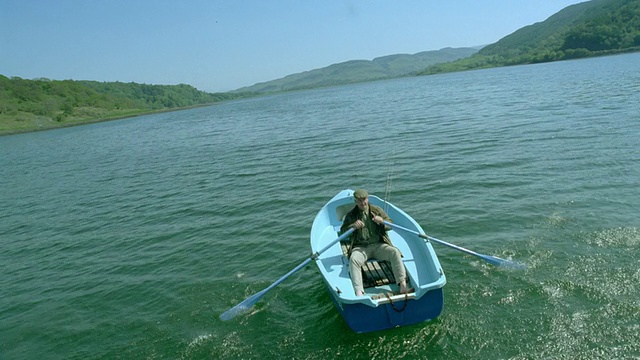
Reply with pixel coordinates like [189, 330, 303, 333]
[311, 189, 446, 333]
[327, 283, 444, 333]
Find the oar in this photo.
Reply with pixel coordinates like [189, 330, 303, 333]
[384, 221, 526, 269]
[219, 227, 355, 321]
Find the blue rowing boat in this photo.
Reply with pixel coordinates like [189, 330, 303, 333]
[310, 189, 446, 333]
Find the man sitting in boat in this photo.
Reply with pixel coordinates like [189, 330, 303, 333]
[340, 189, 409, 296]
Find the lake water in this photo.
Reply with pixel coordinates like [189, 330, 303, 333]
[1, 53, 639, 359]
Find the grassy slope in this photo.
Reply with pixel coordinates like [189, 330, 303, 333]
[235, 47, 479, 93]
[420, 0, 640, 74]
[0, 77, 247, 135]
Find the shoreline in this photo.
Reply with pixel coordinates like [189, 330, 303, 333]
[0, 103, 216, 137]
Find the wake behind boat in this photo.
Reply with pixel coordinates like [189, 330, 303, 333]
[310, 189, 446, 333]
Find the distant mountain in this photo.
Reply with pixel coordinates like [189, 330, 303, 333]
[238, 0, 640, 93]
[235, 47, 479, 94]
[420, 0, 640, 74]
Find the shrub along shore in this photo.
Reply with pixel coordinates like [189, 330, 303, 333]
[0, 103, 214, 136]
[0, 76, 252, 136]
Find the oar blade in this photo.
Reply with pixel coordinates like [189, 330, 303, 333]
[219, 289, 267, 321]
[482, 254, 527, 270]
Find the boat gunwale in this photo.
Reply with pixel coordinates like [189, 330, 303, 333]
[310, 189, 446, 307]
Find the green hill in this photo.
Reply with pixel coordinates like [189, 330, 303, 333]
[420, 0, 640, 74]
[235, 47, 479, 93]
[5, 0, 639, 134]
[0, 76, 248, 134]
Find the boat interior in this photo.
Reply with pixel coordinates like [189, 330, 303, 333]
[339, 241, 397, 288]
[312, 191, 445, 305]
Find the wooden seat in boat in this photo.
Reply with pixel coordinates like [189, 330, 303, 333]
[340, 241, 396, 288]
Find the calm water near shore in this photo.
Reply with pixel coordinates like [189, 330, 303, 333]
[1, 53, 639, 359]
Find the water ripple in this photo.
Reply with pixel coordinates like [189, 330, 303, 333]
[1, 53, 639, 359]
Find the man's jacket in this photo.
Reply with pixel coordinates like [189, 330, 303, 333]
[339, 204, 395, 257]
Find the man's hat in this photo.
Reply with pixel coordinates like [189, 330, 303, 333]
[353, 189, 369, 199]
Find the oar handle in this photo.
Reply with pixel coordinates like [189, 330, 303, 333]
[313, 227, 354, 259]
[219, 227, 355, 321]
[384, 221, 483, 256]
[383, 221, 525, 269]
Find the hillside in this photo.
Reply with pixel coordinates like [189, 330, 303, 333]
[235, 47, 479, 93]
[0, 76, 248, 134]
[5, 0, 639, 135]
[420, 0, 640, 74]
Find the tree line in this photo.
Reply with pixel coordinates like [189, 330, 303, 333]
[0, 75, 252, 130]
[420, 0, 640, 75]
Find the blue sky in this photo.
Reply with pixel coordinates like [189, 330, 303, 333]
[1, 0, 588, 92]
